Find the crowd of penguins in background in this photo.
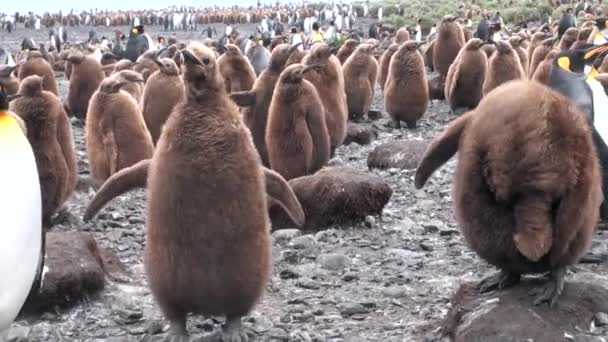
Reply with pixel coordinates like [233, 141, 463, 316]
[5, 0, 608, 340]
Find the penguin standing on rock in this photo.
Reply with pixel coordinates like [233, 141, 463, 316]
[0, 86, 44, 337]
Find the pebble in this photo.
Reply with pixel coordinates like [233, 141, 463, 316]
[365, 215, 376, 228]
[419, 242, 434, 251]
[341, 272, 359, 282]
[382, 286, 411, 298]
[317, 253, 352, 271]
[421, 219, 444, 233]
[337, 302, 370, 317]
[272, 229, 303, 244]
[595, 312, 608, 326]
[296, 277, 321, 290]
[5, 327, 30, 342]
[289, 235, 317, 250]
[145, 320, 165, 335]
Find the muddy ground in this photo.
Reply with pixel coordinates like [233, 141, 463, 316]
[2, 20, 608, 342]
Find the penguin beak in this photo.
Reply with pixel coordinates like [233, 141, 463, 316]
[181, 50, 202, 66]
[7, 94, 23, 102]
[302, 63, 322, 74]
[288, 42, 302, 53]
[153, 57, 164, 68]
[415, 41, 425, 49]
[584, 42, 608, 61]
[329, 46, 339, 54]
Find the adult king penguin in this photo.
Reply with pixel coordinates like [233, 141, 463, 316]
[548, 42, 608, 219]
[0, 86, 44, 337]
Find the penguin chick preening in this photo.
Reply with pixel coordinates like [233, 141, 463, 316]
[266, 63, 330, 180]
[82, 45, 305, 342]
[414, 80, 602, 307]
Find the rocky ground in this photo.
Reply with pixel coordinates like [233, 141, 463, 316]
[3, 21, 608, 342]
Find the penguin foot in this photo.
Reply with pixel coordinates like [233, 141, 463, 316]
[221, 316, 254, 342]
[529, 267, 565, 307]
[478, 271, 521, 293]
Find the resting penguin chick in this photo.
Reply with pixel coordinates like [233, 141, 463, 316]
[86, 77, 154, 185]
[445, 38, 487, 113]
[110, 70, 145, 103]
[385, 41, 429, 129]
[0, 86, 44, 336]
[529, 37, 555, 79]
[231, 44, 300, 166]
[483, 40, 525, 96]
[0, 66, 19, 95]
[342, 43, 378, 121]
[217, 43, 257, 93]
[433, 15, 465, 90]
[532, 49, 560, 85]
[378, 43, 399, 91]
[142, 58, 184, 145]
[67, 53, 105, 120]
[508, 36, 529, 76]
[414, 80, 602, 307]
[301, 43, 348, 156]
[82, 46, 305, 342]
[9, 75, 77, 226]
[336, 39, 360, 64]
[18, 51, 58, 96]
[266, 63, 330, 180]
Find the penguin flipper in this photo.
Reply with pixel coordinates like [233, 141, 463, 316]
[263, 166, 305, 226]
[229, 90, 256, 107]
[445, 55, 459, 101]
[414, 112, 471, 189]
[83, 158, 150, 222]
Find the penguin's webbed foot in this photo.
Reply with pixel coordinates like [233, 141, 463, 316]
[529, 267, 565, 307]
[478, 271, 521, 293]
[221, 316, 254, 342]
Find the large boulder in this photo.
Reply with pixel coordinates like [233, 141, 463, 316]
[343, 123, 378, 146]
[19, 231, 128, 315]
[441, 280, 608, 341]
[269, 167, 392, 230]
[367, 140, 429, 170]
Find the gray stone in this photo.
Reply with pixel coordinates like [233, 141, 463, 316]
[296, 278, 321, 290]
[367, 140, 429, 170]
[317, 253, 352, 271]
[272, 229, 303, 245]
[595, 312, 608, 326]
[5, 327, 30, 342]
[364, 216, 376, 228]
[289, 235, 317, 250]
[337, 302, 370, 317]
[382, 286, 411, 298]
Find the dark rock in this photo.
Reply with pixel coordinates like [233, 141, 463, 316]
[270, 167, 393, 230]
[367, 140, 429, 170]
[419, 242, 434, 251]
[343, 123, 378, 146]
[296, 278, 321, 290]
[338, 302, 370, 317]
[428, 74, 445, 100]
[317, 253, 352, 271]
[342, 272, 360, 282]
[367, 109, 384, 120]
[442, 281, 608, 341]
[20, 231, 127, 315]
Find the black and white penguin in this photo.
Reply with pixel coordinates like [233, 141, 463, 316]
[0, 86, 44, 336]
[125, 25, 150, 63]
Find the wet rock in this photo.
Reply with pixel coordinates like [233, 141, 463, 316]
[382, 286, 411, 298]
[317, 253, 352, 271]
[442, 281, 608, 341]
[595, 312, 608, 326]
[270, 167, 393, 230]
[338, 302, 370, 317]
[296, 277, 321, 290]
[343, 123, 378, 146]
[272, 229, 302, 245]
[367, 140, 429, 170]
[365, 215, 376, 228]
[289, 235, 317, 250]
[145, 320, 165, 335]
[4, 326, 30, 342]
[20, 231, 126, 315]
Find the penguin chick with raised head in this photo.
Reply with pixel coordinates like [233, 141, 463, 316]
[483, 40, 525, 96]
[415, 80, 602, 307]
[141, 57, 184, 145]
[85, 77, 154, 186]
[82, 44, 305, 342]
[343, 43, 378, 121]
[445, 38, 488, 112]
[18, 50, 58, 96]
[336, 39, 360, 64]
[67, 53, 105, 120]
[266, 63, 330, 180]
[384, 41, 429, 129]
[110, 69, 145, 103]
[9, 75, 77, 226]
[218, 43, 257, 93]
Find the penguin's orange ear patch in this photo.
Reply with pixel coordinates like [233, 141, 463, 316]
[0, 112, 28, 148]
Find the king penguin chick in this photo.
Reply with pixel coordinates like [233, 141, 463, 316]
[18, 50, 58, 96]
[508, 36, 529, 76]
[342, 43, 378, 121]
[433, 15, 465, 91]
[384, 41, 429, 129]
[81, 45, 305, 342]
[266, 63, 330, 180]
[415, 80, 602, 307]
[110, 69, 145, 103]
[336, 39, 360, 64]
[529, 37, 555, 79]
[445, 38, 487, 113]
[218, 43, 257, 93]
[86, 77, 154, 186]
[532, 49, 560, 85]
[0, 66, 19, 95]
[67, 53, 105, 120]
[483, 40, 525, 96]
[378, 43, 399, 91]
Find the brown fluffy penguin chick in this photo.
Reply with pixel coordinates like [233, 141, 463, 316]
[571, 28, 593, 50]
[414, 80, 602, 307]
[527, 32, 550, 70]
[18, 51, 58, 95]
[9, 75, 77, 226]
[445, 38, 487, 112]
[508, 36, 529, 76]
[82, 44, 305, 342]
[141, 58, 184, 145]
[110, 70, 145, 103]
[230, 44, 300, 166]
[433, 16, 465, 86]
[483, 40, 525, 96]
[480, 44, 496, 59]
[385, 41, 429, 129]
[217, 43, 257, 93]
[379, 43, 400, 91]
[532, 50, 559, 85]
[0, 66, 20, 95]
[133, 50, 160, 82]
[67, 53, 104, 120]
[559, 27, 579, 50]
[528, 37, 555, 78]
[424, 40, 435, 72]
[266, 63, 331, 180]
[85, 77, 154, 185]
[342, 43, 377, 121]
[301, 43, 348, 155]
[394, 27, 410, 44]
[336, 39, 360, 65]
[112, 59, 134, 73]
[285, 48, 306, 66]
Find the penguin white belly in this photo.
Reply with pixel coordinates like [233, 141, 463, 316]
[144, 34, 157, 51]
[588, 78, 608, 145]
[0, 113, 42, 333]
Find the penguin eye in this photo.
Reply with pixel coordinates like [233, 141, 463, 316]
[202, 58, 210, 65]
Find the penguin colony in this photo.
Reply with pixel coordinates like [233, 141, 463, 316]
[3, 6, 608, 340]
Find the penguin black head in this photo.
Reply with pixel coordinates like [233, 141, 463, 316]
[597, 17, 608, 31]
[0, 86, 8, 112]
[554, 42, 608, 73]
